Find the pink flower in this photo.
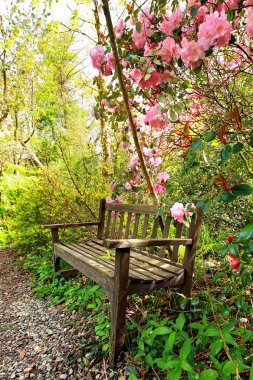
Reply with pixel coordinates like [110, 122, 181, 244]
[110, 182, 116, 191]
[143, 147, 154, 157]
[161, 37, 178, 63]
[227, 252, 240, 270]
[170, 202, 185, 223]
[129, 154, 139, 170]
[157, 172, 170, 182]
[170, 202, 195, 223]
[132, 7, 154, 49]
[159, 8, 182, 35]
[90, 45, 105, 70]
[150, 156, 162, 167]
[139, 69, 162, 90]
[106, 197, 114, 204]
[115, 19, 125, 38]
[245, 0, 253, 37]
[197, 11, 232, 51]
[153, 183, 166, 194]
[125, 182, 132, 190]
[180, 37, 205, 68]
[143, 105, 167, 129]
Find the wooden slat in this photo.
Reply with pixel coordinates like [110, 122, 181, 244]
[111, 213, 118, 239]
[77, 242, 159, 281]
[149, 217, 159, 254]
[141, 214, 149, 239]
[106, 203, 159, 214]
[132, 248, 184, 269]
[82, 240, 178, 281]
[45, 222, 100, 229]
[117, 212, 125, 239]
[171, 223, 183, 262]
[133, 214, 140, 238]
[160, 215, 171, 257]
[124, 212, 132, 238]
[105, 211, 112, 239]
[54, 244, 114, 291]
[104, 238, 193, 249]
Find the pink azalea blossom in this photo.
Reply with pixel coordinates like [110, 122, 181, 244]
[143, 147, 154, 157]
[150, 156, 162, 167]
[170, 202, 185, 223]
[139, 69, 163, 90]
[143, 105, 167, 129]
[171, 202, 195, 223]
[197, 11, 232, 51]
[125, 182, 132, 190]
[132, 7, 154, 49]
[180, 37, 205, 68]
[161, 37, 178, 63]
[110, 182, 117, 191]
[159, 8, 182, 35]
[129, 154, 139, 170]
[153, 183, 166, 194]
[245, 0, 253, 37]
[188, 0, 200, 7]
[157, 172, 170, 182]
[90, 45, 105, 70]
[115, 19, 125, 38]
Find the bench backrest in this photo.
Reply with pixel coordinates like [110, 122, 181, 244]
[98, 199, 202, 262]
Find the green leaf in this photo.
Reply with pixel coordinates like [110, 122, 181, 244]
[190, 6, 198, 17]
[174, 103, 184, 114]
[179, 338, 192, 361]
[221, 144, 232, 162]
[135, 21, 142, 33]
[230, 184, 253, 196]
[132, 186, 140, 193]
[150, 326, 171, 338]
[238, 223, 253, 242]
[153, 58, 162, 65]
[226, 9, 235, 21]
[250, 362, 253, 380]
[232, 142, 243, 153]
[204, 131, 216, 142]
[204, 327, 220, 337]
[146, 66, 155, 73]
[210, 339, 223, 357]
[203, 199, 211, 212]
[194, 62, 203, 75]
[144, 73, 151, 81]
[222, 361, 236, 377]
[223, 332, 238, 347]
[164, 331, 176, 353]
[170, 110, 178, 122]
[176, 313, 186, 331]
[128, 373, 138, 380]
[196, 200, 204, 208]
[189, 322, 202, 329]
[189, 138, 203, 154]
[199, 369, 219, 380]
[220, 191, 237, 203]
[166, 368, 181, 380]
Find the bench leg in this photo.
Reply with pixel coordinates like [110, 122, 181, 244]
[109, 248, 130, 365]
[53, 255, 61, 278]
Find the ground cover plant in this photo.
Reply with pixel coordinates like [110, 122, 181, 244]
[0, 0, 252, 379]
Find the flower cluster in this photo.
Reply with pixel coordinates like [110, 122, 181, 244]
[170, 202, 195, 223]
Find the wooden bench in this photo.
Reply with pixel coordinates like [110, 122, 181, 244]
[45, 199, 202, 364]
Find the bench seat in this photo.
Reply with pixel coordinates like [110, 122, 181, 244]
[54, 239, 186, 298]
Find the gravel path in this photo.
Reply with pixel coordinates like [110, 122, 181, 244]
[0, 250, 127, 380]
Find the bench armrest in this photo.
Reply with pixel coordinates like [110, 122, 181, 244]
[44, 222, 100, 229]
[105, 238, 193, 249]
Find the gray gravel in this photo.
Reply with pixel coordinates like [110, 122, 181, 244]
[0, 250, 129, 380]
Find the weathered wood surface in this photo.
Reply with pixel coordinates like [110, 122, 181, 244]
[45, 222, 100, 229]
[105, 238, 193, 249]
